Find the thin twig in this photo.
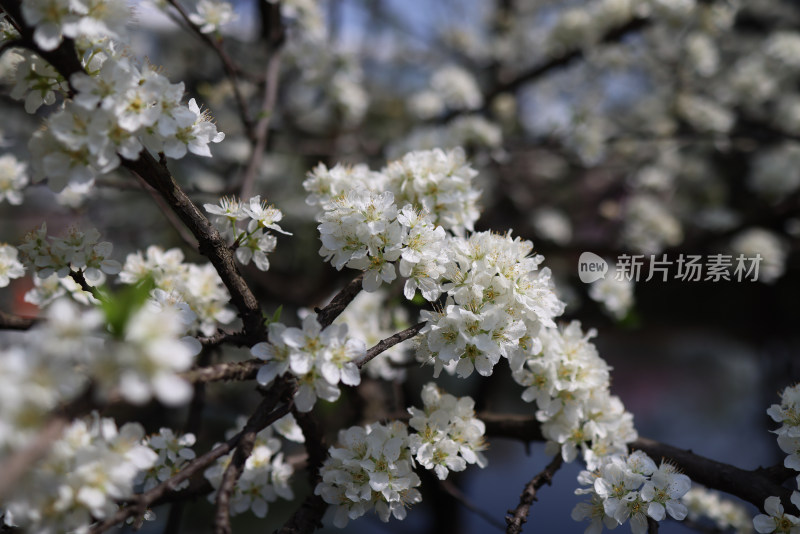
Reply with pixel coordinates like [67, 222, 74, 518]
[214, 386, 294, 534]
[4, 15, 266, 339]
[356, 322, 426, 368]
[239, 48, 283, 199]
[314, 272, 365, 328]
[68, 269, 104, 301]
[133, 170, 199, 250]
[165, 0, 255, 139]
[437, 16, 650, 124]
[505, 454, 564, 534]
[0, 310, 36, 330]
[90, 383, 292, 533]
[197, 330, 255, 348]
[648, 517, 659, 533]
[439, 478, 506, 531]
[274, 410, 329, 534]
[180, 358, 262, 383]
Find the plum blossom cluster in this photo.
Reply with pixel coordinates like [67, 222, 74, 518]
[204, 421, 294, 519]
[407, 382, 487, 480]
[101, 298, 201, 406]
[18, 224, 121, 286]
[682, 486, 753, 534]
[316, 387, 487, 527]
[0, 244, 25, 288]
[730, 228, 788, 285]
[9, 52, 67, 114]
[119, 245, 236, 336]
[305, 149, 486, 298]
[0, 300, 98, 454]
[2, 413, 157, 533]
[0, 153, 29, 205]
[573, 452, 691, 534]
[0, 293, 199, 461]
[19, 0, 129, 51]
[754, 384, 800, 533]
[315, 421, 422, 528]
[26, 42, 224, 191]
[417, 230, 564, 379]
[187, 0, 238, 34]
[251, 315, 365, 412]
[136, 428, 197, 492]
[24, 270, 98, 307]
[512, 321, 634, 465]
[305, 147, 480, 238]
[204, 195, 291, 272]
[589, 271, 635, 320]
[408, 64, 483, 118]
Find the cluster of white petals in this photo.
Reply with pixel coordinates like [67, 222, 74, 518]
[0, 244, 25, 288]
[573, 452, 691, 534]
[18, 223, 121, 285]
[752, 384, 800, 533]
[315, 421, 422, 528]
[204, 421, 294, 519]
[251, 314, 365, 412]
[20, 0, 129, 51]
[407, 382, 487, 480]
[0, 300, 98, 453]
[204, 195, 291, 272]
[682, 486, 753, 534]
[0, 153, 29, 205]
[305, 147, 480, 239]
[119, 245, 236, 336]
[729, 228, 788, 285]
[9, 52, 67, 114]
[418, 230, 564, 379]
[588, 272, 635, 320]
[512, 321, 635, 465]
[24, 270, 97, 307]
[27, 41, 223, 192]
[3, 413, 157, 533]
[188, 0, 237, 34]
[136, 428, 197, 491]
[622, 195, 683, 255]
[316, 386, 487, 527]
[102, 299, 202, 406]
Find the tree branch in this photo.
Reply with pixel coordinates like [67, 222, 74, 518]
[214, 389, 295, 534]
[90, 381, 293, 533]
[238, 48, 283, 199]
[356, 321, 426, 368]
[275, 410, 329, 534]
[0, 310, 36, 330]
[123, 153, 266, 338]
[1, 9, 267, 340]
[180, 358, 262, 383]
[505, 454, 564, 534]
[438, 16, 650, 124]
[314, 272, 365, 328]
[439, 478, 506, 531]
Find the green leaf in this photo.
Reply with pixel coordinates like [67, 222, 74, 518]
[266, 305, 283, 326]
[100, 275, 156, 338]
